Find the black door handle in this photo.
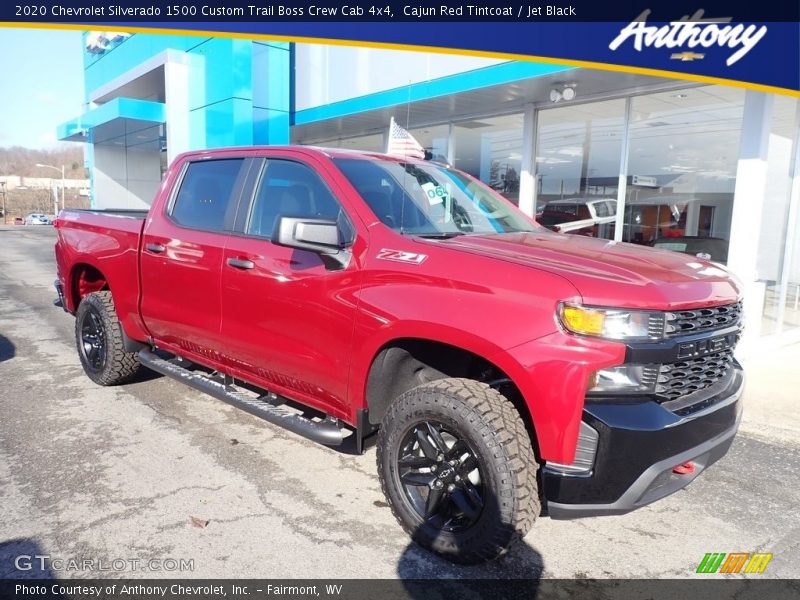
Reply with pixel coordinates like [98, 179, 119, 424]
[145, 242, 166, 254]
[227, 257, 255, 270]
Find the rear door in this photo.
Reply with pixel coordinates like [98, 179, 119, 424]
[219, 155, 363, 417]
[140, 156, 251, 360]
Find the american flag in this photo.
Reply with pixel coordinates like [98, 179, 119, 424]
[386, 117, 426, 160]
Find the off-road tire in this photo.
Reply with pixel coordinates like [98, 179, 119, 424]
[75, 291, 141, 386]
[377, 378, 539, 564]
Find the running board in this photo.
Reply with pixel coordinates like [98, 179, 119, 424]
[138, 349, 344, 446]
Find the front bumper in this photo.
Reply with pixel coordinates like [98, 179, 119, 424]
[544, 366, 744, 518]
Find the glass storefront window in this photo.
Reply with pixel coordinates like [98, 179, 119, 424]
[453, 114, 523, 205]
[623, 87, 745, 258]
[535, 99, 625, 238]
[304, 124, 450, 159]
[757, 96, 800, 335]
[309, 132, 385, 152]
[408, 124, 449, 162]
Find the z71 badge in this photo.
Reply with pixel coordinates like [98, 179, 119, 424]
[376, 249, 428, 265]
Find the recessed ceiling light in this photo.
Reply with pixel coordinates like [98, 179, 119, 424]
[673, 93, 689, 99]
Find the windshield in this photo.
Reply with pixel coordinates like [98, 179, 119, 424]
[333, 157, 536, 236]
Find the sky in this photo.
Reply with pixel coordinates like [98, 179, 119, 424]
[0, 28, 85, 149]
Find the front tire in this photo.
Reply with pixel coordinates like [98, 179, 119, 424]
[75, 291, 141, 386]
[377, 378, 539, 564]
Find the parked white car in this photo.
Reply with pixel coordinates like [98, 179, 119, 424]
[24, 213, 51, 225]
[538, 198, 617, 236]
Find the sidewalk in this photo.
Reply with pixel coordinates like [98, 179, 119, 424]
[739, 342, 800, 446]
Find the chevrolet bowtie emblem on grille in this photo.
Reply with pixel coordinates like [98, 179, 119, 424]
[671, 51, 706, 61]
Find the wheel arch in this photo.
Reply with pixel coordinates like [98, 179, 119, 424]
[68, 261, 109, 310]
[363, 337, 540, 457]
[67, 261, 146, 352]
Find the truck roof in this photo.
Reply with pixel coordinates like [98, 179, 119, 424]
[173, 145, 430, 164]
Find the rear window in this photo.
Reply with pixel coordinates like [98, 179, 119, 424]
[171, 159, 245, 232]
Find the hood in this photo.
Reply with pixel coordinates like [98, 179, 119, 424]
[427, 231, 741, 310]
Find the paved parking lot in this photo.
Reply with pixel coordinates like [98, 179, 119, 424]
[1, 225, 798, 579]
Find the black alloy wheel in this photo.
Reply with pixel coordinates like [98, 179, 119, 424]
[377, 378, 540, 564]
[397, 420, 485, 532]
[79, 309, 107, 372]
[74, 291, 141, 385]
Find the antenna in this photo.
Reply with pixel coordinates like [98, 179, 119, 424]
[399, 80, 412, 235]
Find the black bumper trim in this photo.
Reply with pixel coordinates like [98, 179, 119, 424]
[547, 382, 744, 519]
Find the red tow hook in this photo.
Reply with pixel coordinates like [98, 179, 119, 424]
[673, 461, 696, 475]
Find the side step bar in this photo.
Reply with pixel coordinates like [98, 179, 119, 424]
[138, 349, 344, 446]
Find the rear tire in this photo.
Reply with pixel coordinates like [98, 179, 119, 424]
[377, 378, 539, 564]
[75, 291, 141, 386]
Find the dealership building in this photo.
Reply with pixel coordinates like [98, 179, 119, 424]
[57, 32, 800, 350]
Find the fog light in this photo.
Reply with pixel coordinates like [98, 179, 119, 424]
[589, 364, 659, 395]
[546, 422, 599, 475]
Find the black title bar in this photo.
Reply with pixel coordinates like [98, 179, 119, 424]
[3, 579, 800, 600]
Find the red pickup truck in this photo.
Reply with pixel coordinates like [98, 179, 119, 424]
[54, 146, 744, 564]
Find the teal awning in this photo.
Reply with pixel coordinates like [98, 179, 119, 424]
[58, 97, 166, 148]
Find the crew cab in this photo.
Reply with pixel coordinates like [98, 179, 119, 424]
[54, 147, 744, 564]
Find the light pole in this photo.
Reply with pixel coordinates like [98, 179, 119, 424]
[36, 163, 65, 216]
[0, 181, 6, 224]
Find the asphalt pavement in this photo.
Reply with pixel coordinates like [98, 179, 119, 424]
[0, 225, 798, 580]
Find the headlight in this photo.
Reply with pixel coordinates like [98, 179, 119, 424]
[558, 303, 665, 341]
[588, 365, 659, 394]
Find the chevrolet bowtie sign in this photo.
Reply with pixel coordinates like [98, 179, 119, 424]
[671, 51, 706, 61]
[85, 31, 130, 54]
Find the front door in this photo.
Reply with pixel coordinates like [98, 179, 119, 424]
[219, 157, 362, 417]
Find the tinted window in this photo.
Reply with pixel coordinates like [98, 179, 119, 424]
[540, 205, 582, 228]
[171, 159, 244, 231]
[247, 160, 345, 238]
[546, 204, 579, 215]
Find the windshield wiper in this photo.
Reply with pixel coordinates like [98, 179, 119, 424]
[413, 232, 466, 239]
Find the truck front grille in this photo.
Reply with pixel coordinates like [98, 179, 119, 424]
[655, 349, 735, 401]
[665, 302, 742, 336]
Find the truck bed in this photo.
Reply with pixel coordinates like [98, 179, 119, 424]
[59, 207, 149, 220]
[54, 208, 147, 338]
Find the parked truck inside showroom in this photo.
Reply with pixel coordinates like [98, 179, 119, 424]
[54, 146, 744, 564]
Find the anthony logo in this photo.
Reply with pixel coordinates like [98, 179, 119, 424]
[696, 552, 773, 574]
[609, 9, 767, 66]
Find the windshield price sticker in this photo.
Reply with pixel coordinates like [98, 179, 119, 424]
[421, 182, 447, 206]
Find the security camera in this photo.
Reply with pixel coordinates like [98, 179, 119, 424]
[562, 87, 576, 101]
[550, 89, 562, 103]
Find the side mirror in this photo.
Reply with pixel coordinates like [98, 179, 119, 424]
[273, 217, 343, 253]
[272, 216, 351, 269]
